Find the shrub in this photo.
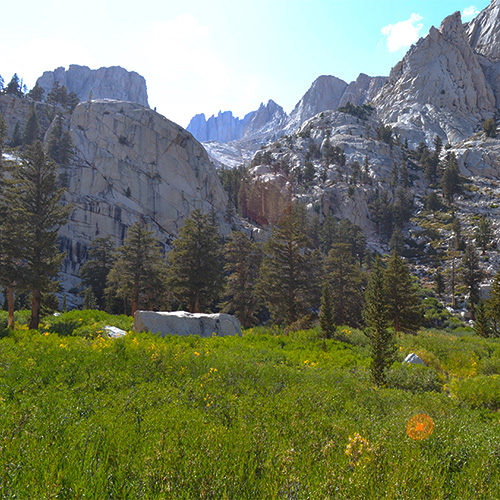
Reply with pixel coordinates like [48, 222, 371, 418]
[386, 363, 443, 392]
[450, 375, 500, 410]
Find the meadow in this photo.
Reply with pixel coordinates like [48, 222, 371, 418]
[0, 310, 500, 499]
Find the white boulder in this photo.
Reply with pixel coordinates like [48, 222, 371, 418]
[134, 311, 242, 337]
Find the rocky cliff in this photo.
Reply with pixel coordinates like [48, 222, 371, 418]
[373, 11, 496, 145]
[187, 111, 252, 142]
[57, 100, 229, 295]
[37, 65, 149, 107]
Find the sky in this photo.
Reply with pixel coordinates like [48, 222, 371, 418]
[0, 0, 492, 128]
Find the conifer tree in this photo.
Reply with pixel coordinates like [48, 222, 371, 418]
[107, 222, 167, 316]
[79, 236, 115, 310]
[46, 115, 74, 166]
[257, 204, 318, 325]
[363, 256, 394, 386]
[4, 141, 71, 329]
[28, 83, 45, 102]
[221, 231, 262, 327]
[384, 250, 422, 333]
[461, 243, 482, 321]
[5, 74, 23, 97]
[319, 282, 336, 339]
[440, 153, 463, 205]
[486, 269, 500, 337]
[474, 301, 491, 338]
[10, 123, 22, 148]
[475, 216, 493, 255]
[166, 209, 224, 313]
[324, 243, 365, 327]
[22, 105, 40, 146]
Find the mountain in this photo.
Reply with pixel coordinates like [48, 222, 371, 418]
[187, 110, 252, 142]
[36, 65, 149, 107]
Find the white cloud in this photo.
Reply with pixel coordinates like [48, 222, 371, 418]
[462, 6, 480, 21]
[381, 13, 424, 52]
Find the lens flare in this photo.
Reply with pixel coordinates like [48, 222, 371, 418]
[407, 414, 434, 440]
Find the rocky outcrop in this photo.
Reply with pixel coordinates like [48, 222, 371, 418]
[36, 65, 149, 107]
[243, 100, 288, 139]
[285, 75, 348, 132]
[467, 0, 500, 61]
[187, 111, 252, 142]
[339, 73, 387, 107]
[373, 11, 496, 145]
[60, 99, 229, 294]
[134, 311, 242, 337]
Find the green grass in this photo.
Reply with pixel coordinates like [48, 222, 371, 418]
[0, 313, 499, 498]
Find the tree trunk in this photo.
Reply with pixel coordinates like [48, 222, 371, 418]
[29, 289, 41, 330]
[7, 285, 14, 329]
[131, 291, 138, 317]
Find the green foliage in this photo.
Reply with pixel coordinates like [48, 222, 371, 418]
[440, 153, 463, 205]
[257, 204, 320, 325]
[4, 74, 23, 97]
[450, 375, 500, 410]
[375, 123, 393, 145]
[475, 216, 494, 255]
[386, 363, 443, 393]
[80, 236, 116, 310]
[167, 209, 224, 313]
[46, 114, 74, 166]
[461, 243, 482, 319]
[27, 83, 45, 102]
[337, 101, 374, 120]
[482, 117, 497, 138]
[221, 231, 262, 327]
[319, 282, 336, 339]
[108, 222, 167, 315]
[22, 105, 40, 146]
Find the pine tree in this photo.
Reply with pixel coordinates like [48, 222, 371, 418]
[107, 222, 167, 316]
[319, 283, 336, 339]
[440, 153, 463, 205]
[324, 243, 365, 327]
[79, 236, 115, 310]
[83, 287, 97, 310]
[10, 123, 22, 148]
[363, 256, 394, 386]
[28, 83, 45, 102]
[474, 301, 491, 338]
[4, 74, 23, 97]
[384, 250, 422, 333]
[22, 105, 40, 147]
[486, 269, 500, 337]
[166, 210, 224, 313]
[221, 231, 262, 327]
[475, 216, 493, 255]
[3, 141, 71, 329]
[461, 243, 483, 321]
[46, 115, 74, 166]
[257, 204, 318, 325]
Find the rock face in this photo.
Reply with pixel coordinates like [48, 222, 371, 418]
[134, 311, 242, 337]
[36, 65, 149, 107]
[373, 11, 496, 144]
[285, 75, 348, 132]
[338, 73, 387, 107]
[187, 111, 252, 142]
[60, 99, 229, 293]
[243, 100, 288, 139]
[467, 0, 500, 61]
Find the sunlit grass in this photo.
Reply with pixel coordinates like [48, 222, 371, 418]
[0, 312, 499, 498]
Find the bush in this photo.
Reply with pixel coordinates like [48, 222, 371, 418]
[482, 118, 497, 138]
[386, 363, 443, 392]
[450, 375, 500, 410]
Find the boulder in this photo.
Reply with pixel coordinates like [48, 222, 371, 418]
[134, 311, 242, 337]
[403, 353, 426, 366]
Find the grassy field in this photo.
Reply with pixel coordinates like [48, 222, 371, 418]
[0, 311, 500, 499]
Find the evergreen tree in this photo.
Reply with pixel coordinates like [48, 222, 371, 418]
[22, 105, 40, 147]
[4, 74, 23, 97]
[10, 123, 22, 148]
[67, 92, 80, 112]
[28, 83, 45, 102]
[221, 231, 262, 327]
[424, 190, 441, 214]
[434, 269, 445, 297]
[474, 301, 492, 338]
[486, 269, 500, 337]
[461, 243, 482, 321]
[4, 141, 71, 329]
[166, 210, 224, 313]
[389, 226, 404, 254]
[257, 204, 318, 325]
[324, 243, 365, 327]
[79, 236, 115, 310]
[319, 212, 338, 254]
[108, 222, 167, 316]
[482, 118, 497, 138]
[475, 216, 493, 255]
[363, 256, 394, 386]
[384, 250, 422, 333]
[319, 283, 336, 339]
[83, 287, 97, 310]
[46, 115, 74, 166]
[440, 153, 463, 205]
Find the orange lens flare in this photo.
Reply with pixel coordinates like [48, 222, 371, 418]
[407, 414, 434, 440]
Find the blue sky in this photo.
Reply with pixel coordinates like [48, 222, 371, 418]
[0, 0, 491, 127]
